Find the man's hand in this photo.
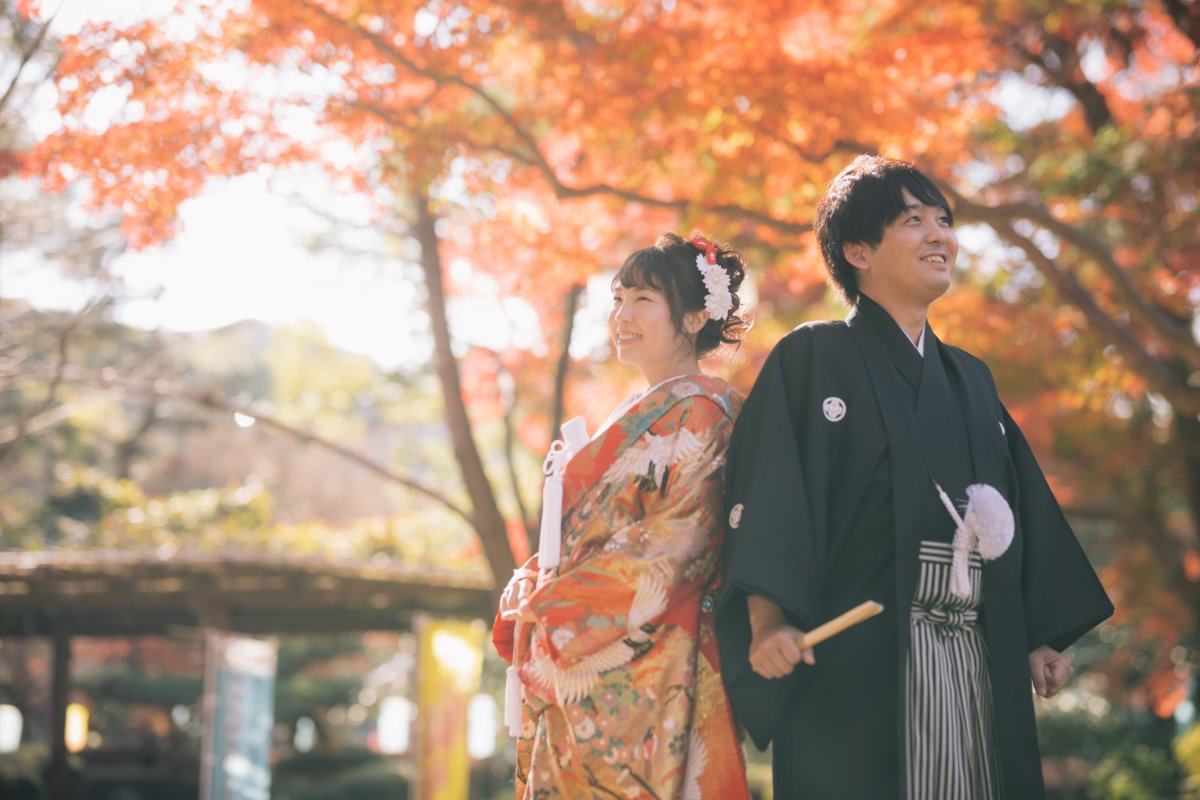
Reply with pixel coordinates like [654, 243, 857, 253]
[1029, 645, 1073, 699]
[499, 570, 537, 623]
[747, 595, 815, 679]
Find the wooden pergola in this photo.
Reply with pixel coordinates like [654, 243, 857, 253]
[0, 548, 496, 800]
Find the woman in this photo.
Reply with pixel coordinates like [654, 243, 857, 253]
[492, 232, 753, 799]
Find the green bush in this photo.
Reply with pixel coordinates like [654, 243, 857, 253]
[0, 745, 47, 800]
[1088, 745, 1179, 800]
[275, 761, 408, 800]
[1175, 724, 1200, 798]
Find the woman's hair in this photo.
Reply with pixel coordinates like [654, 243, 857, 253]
[613, 232, 750, 358]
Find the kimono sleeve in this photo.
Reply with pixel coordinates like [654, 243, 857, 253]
[1006, 407, 1114, 652]
[717, 341, 823, 628]
[715, 339, 824, 750]
[522, 395, 731, 672]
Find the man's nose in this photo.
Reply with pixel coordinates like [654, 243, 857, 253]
[923, 219, 946, 243]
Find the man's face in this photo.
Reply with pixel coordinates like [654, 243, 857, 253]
[848, 188, 958, 306]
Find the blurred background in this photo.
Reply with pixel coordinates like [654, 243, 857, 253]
[0, 0, 1197, 798]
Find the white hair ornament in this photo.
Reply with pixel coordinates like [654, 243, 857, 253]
[689, 234, 733, 321]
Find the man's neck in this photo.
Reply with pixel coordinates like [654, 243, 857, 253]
[860, 292, 928, 346]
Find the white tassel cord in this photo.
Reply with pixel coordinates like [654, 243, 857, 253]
[933, 481, 1015, 600]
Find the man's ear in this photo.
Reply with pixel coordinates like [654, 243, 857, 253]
[843, 242, 871, 271]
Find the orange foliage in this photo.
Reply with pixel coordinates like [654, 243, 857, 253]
[22, 0, 1200, 707]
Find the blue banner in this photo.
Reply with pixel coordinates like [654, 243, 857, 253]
[201, 632, 277, 800]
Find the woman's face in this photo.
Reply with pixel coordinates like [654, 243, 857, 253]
[608, 282, 690, 376]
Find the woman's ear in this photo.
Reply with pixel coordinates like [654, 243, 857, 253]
[683, 309, 709, 336]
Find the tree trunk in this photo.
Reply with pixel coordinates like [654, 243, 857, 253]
[412, 190, 515, 582]
[1176, 410, 1200, 615]
[549, 284, 583, 443]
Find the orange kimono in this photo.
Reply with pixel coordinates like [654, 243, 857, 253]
[493, 375, 751, 799]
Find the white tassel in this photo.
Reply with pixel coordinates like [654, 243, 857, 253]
[504, 617, 524, 737]
[934, 481, 1015, 600]
[504, 663, 523, 736]
[963, 484, 1014, 560]
[539, 472, 563, 568]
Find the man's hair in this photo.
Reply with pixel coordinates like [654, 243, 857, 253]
[814, 155, 954, 305]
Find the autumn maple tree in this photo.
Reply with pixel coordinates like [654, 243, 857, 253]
[17, 0, 1200, 712]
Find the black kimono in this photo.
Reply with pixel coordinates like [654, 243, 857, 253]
[716, 296, 1113, 799]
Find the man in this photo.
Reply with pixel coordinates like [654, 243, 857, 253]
[715, 155, 1113, 799]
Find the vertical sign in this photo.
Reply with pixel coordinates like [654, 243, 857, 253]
[200, 631, 278, 800]
[415, 617, 485, 800]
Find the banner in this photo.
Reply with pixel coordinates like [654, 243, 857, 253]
[416, 617, 485, 800]
[200, 631, 278, 800]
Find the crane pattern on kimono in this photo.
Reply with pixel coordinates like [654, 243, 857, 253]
[606, 427, 705, 494]
[526, 573, 669, 704]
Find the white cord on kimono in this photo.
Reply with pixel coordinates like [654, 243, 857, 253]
[933, 481, 1016, 600]
[539, 442, 568, 569]
[538, 416, 588, 569]
[504, 619, 524, 736]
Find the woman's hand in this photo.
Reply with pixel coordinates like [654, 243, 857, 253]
[499, 570, 538, 623]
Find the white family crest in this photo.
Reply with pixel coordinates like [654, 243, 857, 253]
[728, 503, 744, 529]
[822, 396, 847, 422]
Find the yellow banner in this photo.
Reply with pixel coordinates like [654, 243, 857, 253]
[416, 617, 485, 800]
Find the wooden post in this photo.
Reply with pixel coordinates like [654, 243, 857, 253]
[49, 630, 71, 800]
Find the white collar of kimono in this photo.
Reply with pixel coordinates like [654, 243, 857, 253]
[884, 313, 926, 356]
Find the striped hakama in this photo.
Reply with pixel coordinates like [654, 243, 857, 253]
[906, 540, 1003, 800]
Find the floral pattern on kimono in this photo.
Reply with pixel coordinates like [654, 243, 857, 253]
[493, 375, 751, 800]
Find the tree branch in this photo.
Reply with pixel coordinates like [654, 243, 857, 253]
[1010, 33, 1113, 134]
[114, 398, 157, 479]
[979, 219, 1199, 415]
[0, 360, 478, 526]
[309, 2, 813, 235]
[0, 304, 76, 465]
[1161, 0, 1200, 49]
[0, 2, 61, 120]
[950, 190, 1200, 368]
